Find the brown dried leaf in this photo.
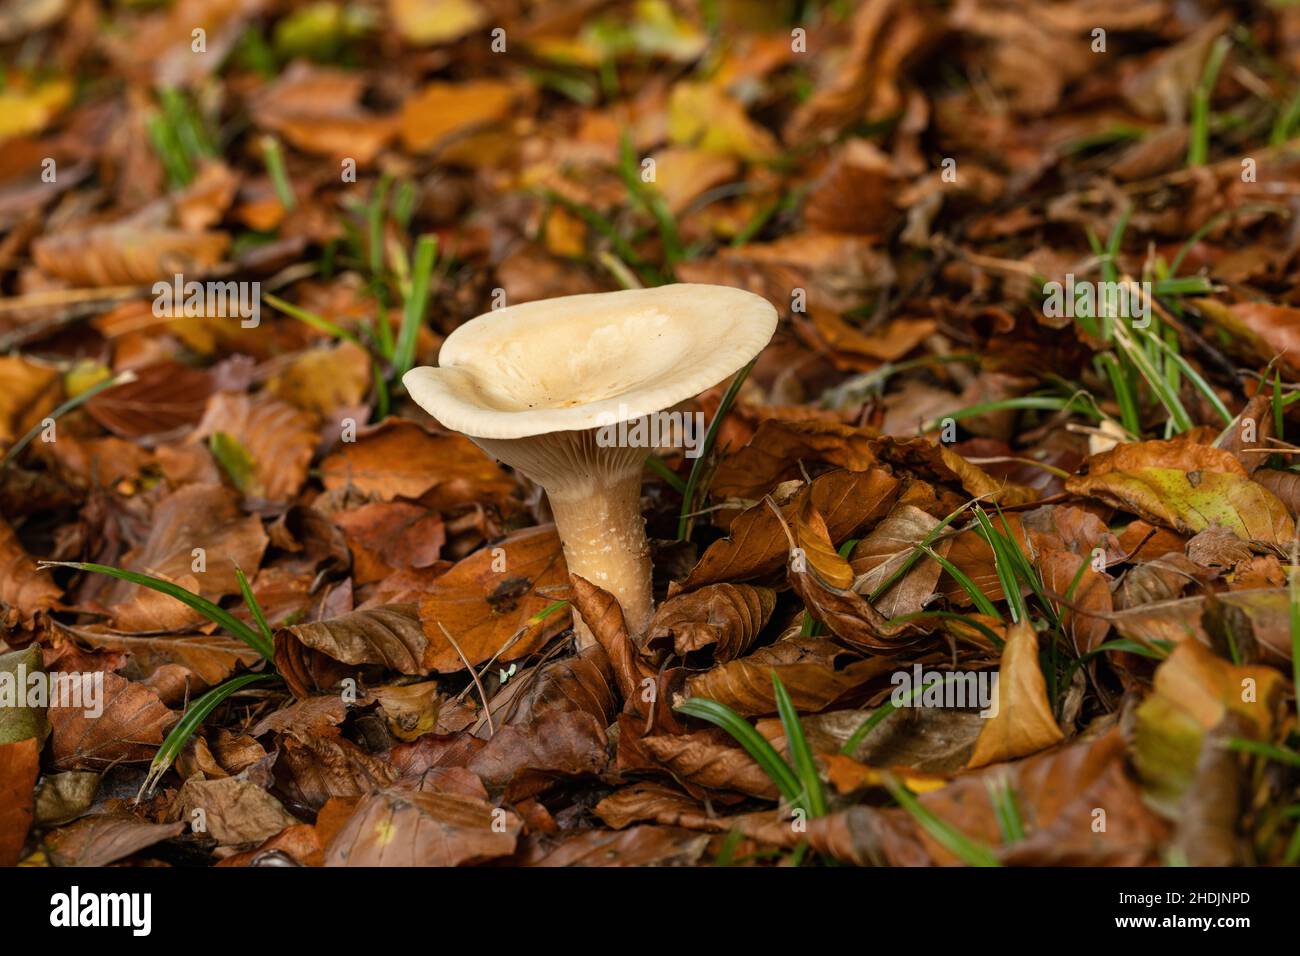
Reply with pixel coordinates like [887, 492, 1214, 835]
[192, 392, 318, 503]
[682, 637, 895, 717]
[278, 604, 428, 675]
[176, 775, 301, 845]
[0, 737, 39, 866]
[48, 672, 176, 770]
[645, 583, 775, 664]
[103, 483, 268, 632]
[323, 788, 519, 866]
[967, 620, 1064, 768]
[678, 468, 899, 591]
[85, 360, 213, 439]
[32, 221, 229, 286]
[320, 418, 515, 507]
[0, 515, 61, 624]
[419, 526, 570, 673]
[43, 811, 186, 867]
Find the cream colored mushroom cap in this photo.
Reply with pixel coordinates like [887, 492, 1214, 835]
[403, 284, 777, 439]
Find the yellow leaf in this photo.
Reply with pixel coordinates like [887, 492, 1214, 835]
[1132, 639, 1286, 814]
[967, 620, 1064, 767]
[388, 0, 486, 46]
[667, 82, 778, 162]
[1068, 466, 1295, 544]
[0, 77, 72, 142]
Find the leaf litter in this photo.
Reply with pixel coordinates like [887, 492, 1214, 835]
[1, 0, 1300, 868]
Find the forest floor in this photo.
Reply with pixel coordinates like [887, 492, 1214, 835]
[2, 0, 1300, 867]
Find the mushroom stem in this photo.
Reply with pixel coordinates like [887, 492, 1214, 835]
[547, 472, 654, 646]
[471, 429, 655, 648]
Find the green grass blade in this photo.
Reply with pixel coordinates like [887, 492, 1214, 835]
[263, 293, 365, 348]
[1224, 737, 1300, 768]
[987, 774, 1025, 844]
[771, 673, 826, 818]
[1187, 36, 1231, 167]
[139, 672, 276, 799]
[675, 697, 801, 803]
[393, 233, 437, 379]
[881, 773, 1001, 867]
[235, 566, 274, 649]
[677, 358, 755, 541]
[41, 561, 273, 660]
[923, 546, 1000, 619]
[260, 135, 296, 210]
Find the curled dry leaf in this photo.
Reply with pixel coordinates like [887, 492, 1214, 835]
[677, 467, 899, 591]
[176, 775, 302, 845]
[788, 496, 911, 653]
[966, 620, 1064, 768]
[277, 604, 428, 676]
[1133, 638, 1287, 816]
[0, 515, 62, 625]
[1037, 548, 1112, 655]
[568, 575, 661, 719]
[709, 419, 881, 501]
[637, 728, 779, 800]
[682, 636, 895, 717]
[644, 583, 775, 664]
[849, 504, 947, 618]
[465, 710, 609, 800]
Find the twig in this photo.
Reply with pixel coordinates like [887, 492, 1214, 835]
[438, 621, 494, 739]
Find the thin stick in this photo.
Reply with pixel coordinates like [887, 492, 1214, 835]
[438, 622, 495, 739]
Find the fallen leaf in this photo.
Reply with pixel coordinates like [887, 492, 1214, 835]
[192, 392, 318, 502]
[644, 583, 775, 664]
[678, 468, 899, 591]
[419, 525, 570, 673]
[43, 811, 186, 866]
[177, 775, 302, 845]
[103, 483, 268, 632]
[48, 672, 176, 771]
[0, 737, 40, 866]
[967, 620, 1064, 768]
[320, 418, 515, 507]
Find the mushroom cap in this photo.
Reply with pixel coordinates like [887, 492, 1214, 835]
[403, 284, 777, 439]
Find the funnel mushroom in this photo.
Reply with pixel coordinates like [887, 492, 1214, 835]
[403, 284, 777, 644]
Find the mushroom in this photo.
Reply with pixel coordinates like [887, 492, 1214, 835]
[403, 283, 777, 645]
